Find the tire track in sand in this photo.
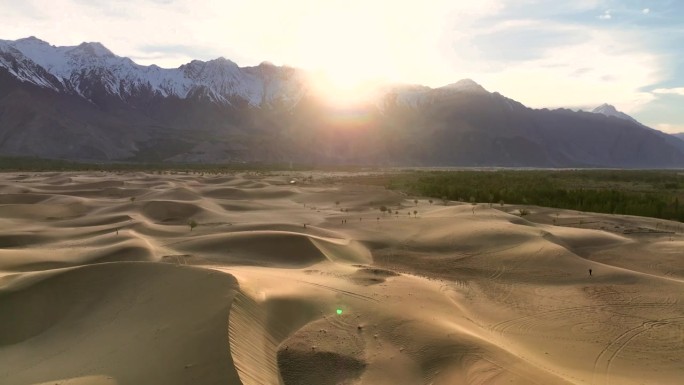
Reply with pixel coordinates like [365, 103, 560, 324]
[591, 316, 684, 385]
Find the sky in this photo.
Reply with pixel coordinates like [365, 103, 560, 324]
[1, 0, 683, 132]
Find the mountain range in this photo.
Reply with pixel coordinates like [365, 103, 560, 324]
[1, 36, 683, 167]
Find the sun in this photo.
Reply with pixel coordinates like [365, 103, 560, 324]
[295, 5, 394, 107]
[309, 70, 384, 108]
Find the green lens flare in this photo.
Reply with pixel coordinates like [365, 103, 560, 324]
[336, 309, 343, 315]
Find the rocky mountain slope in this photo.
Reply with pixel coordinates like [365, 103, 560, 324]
[1, 37, 683, 167]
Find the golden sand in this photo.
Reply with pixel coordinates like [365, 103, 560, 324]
[1, 172, 682, 385]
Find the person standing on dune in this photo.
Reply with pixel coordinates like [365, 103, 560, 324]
[589, 268, 592, 277]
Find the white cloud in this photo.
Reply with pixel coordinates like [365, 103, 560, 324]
[652, 88, 684, 96]
[642, 8, 650, 14]
[470, 26, 663, 114]
[599, 10, 612, 20]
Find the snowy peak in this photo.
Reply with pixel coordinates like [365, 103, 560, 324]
[0, 36, 308, 107]
[593, 103, 619, 115]
[13, 36, 51, 48]
[594, 103, 613, 110]
[438, 79, 488, 94]
[16, 36, 45, 43]
[180, 57, 240, 80]
[380, 79, 489, 110]
[592, 103, 639, 124]
[71, 42, 115, 58]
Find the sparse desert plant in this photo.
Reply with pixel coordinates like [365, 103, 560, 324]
[188, 219, 198, 231]
[442, 196, 448, 206]
[414, 199, 418, 206]
[130, 196, 135, 203]
[413, 210, 418, 217]
[428, 199, 433, 205]
[335, 201, 340, 206]
[380, 206, 388, 214]
[518, 208, 530, 216]
[499, 200, 505, 207]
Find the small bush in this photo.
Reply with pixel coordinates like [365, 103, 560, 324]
[188, 219, 198, 231]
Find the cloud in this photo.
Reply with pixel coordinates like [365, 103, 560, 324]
[463, 21, 664, 113]
[472, 21, 587, 63]
[570, 67, 593, 77]
[642, 8, 650, 14]
[598, 10, 612, 20]
[652, 87, 684, 96]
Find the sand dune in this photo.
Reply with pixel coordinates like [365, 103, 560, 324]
[0, 263, 240, 385]
[0, 193, 53, 205]
[173, 230, 371, 267]
[1, 171, 683, 385]
[203, 186, 297, 200]
[146, 187, 203, 201]
[140, 200, 205, 223]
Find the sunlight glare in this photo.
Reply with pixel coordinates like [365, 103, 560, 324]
[310, 71, 384, 108]
[296, 3, 395, 107]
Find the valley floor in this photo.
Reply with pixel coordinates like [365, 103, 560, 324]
[0, 171, 683, 385]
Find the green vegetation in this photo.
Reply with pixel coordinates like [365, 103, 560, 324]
[188, 219, 198, 231]
[387, 170, 684, 222]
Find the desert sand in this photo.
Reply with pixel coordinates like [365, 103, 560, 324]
[0, 171, 683, 385]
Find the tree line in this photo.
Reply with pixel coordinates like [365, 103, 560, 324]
[388, 170, 684, 221]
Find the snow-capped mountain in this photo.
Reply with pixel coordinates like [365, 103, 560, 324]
[0, 36, 307, 106]
[591, 103, 641, 125]
[380, 79, 490, 109]
[2, 36, 684, 167]
[590, 103, 684, 152]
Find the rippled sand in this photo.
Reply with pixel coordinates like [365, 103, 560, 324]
[1, 171, 683, 385]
